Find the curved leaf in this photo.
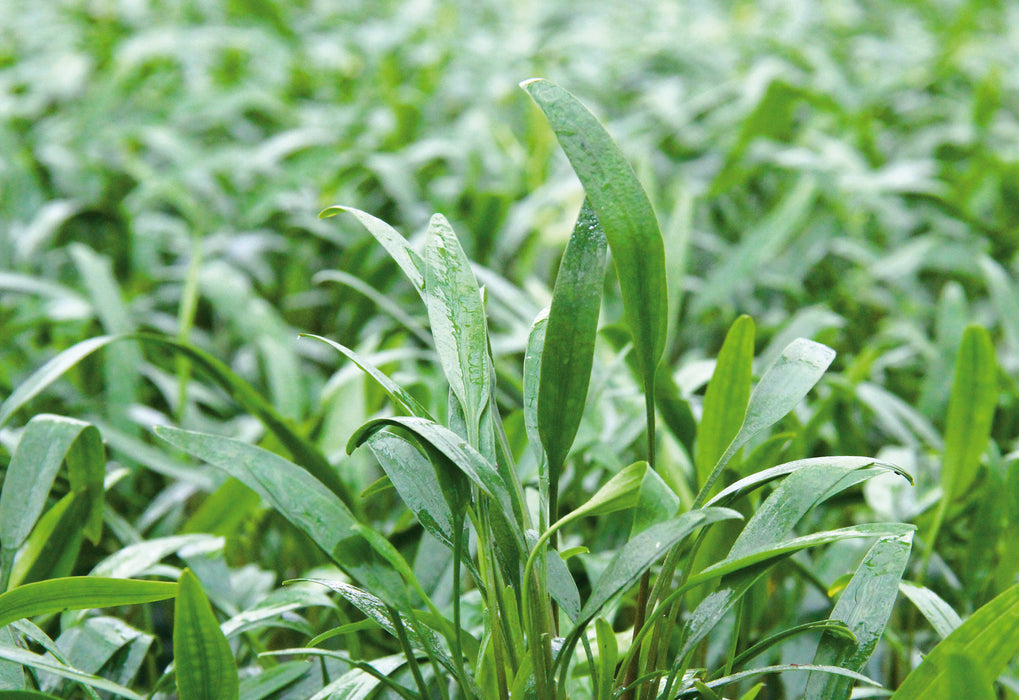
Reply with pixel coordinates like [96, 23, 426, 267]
[0, 577, 177, 629]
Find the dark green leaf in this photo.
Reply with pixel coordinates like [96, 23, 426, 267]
[522, 78, 667, 389]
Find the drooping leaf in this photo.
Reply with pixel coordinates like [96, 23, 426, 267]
[174, 569, 238, 700]
[301, 334, 433, 420]
[0, 646, 143, 700]
[538, 199, 607, 475]
[898, 581, 962, 640]
[154, 426, 413, 609]
[319, 206, 426, 300]
[521, 78, 668, 391]
[0, 415, 104, 560]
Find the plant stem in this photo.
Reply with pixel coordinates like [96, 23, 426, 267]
[388, 605, 430, 699]
[621, 387, 658, 700]
[451, 512, 474, 698]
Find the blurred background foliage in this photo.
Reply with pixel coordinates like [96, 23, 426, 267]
[1, 0, 1019, 694]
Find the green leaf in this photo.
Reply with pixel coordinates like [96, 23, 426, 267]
[594, 618, 618, 700]
[0, 692, 63, 699]
[365, 430, 454, 547]
[298, 579, 459, 678]
[424, 213, 492, 446]
[805, 532, 913, 700]
[898, 581, 962, 640]
[706, 457, 912, 509]
[0, 645, 143, 700]
[301, 334, 434, 420]
[695, 338, 836, 506]
[154, 426, 412, 609]
[0, 577, 177, 629]
[0, 334, 350, 506]
[0, 336, 114, 430]
[174, 569, 238, 700]
[69, 244, 142, 433]
[0, 415, 104, 557]
[672, 523, 915, 672]
[941, 324, 997, 502]
[237, 660, 310, 700]
[939, 653, 996, 700]
[693, 663, 880, 697]
[695, 315, 755, 490]
[349, 416, 516, 523]
[891, 582, 1019, 698]
[7, 493, 87, 588]
[521, 78, 668, 389]
[524, 308, 549, 489]
[319, 206, 426, 300]
[577, 508, 741, 626]
[628, 466, 681, 537]
[538, 199, 607, 475]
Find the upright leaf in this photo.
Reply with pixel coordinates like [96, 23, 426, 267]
[695, 338, 836, 506]
[521, 78, 667, 390]
[941, 324, 996, 503]
[174, 569, 238, 700]
[891, 583, 1019, 699]
[538, 199, 607, 476]
[695, 315, 754, 490]
[424, 214, 491, 446]
[805, 532, 913, 700]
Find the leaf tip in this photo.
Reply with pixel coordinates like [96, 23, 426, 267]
[318, 205, 345, 219]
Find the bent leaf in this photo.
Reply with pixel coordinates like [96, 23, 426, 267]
[0, 577, 177, 629]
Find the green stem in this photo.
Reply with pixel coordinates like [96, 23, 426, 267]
[388, 606, 430, 699]
[451, 512, 474, 698]
[175, 235, 203, 423]
[621, 389, 657, 700]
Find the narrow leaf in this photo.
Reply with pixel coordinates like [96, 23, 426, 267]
[891, 582, 1019, 698]
[0, 577, 177, 629]
[174, 569, 238, 700]
[319, 206, 426, 299]
[538, 199, 607, 474]
[695, 315, 755, 490]
[941, 324, 997, 502]
[522, 78, 668, 388]
[898, 581, 962, 640]
[805, 532, 913, 699]
[424, 214, 491, 445]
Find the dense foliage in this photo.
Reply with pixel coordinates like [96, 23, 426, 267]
[1, 0, 1018, 698]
